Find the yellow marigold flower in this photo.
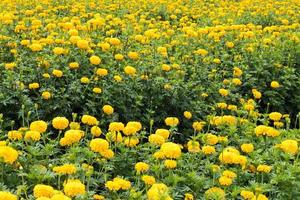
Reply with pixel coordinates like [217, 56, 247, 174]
[43, 73, 50, 78]
[241, 143, 254, 153]
[205, 187, 225, 200]
[24, 130, 41, 141]
[201, 92, 208, 97]
[80, 76, 90, 84]
[240, 190, 255, 199]
[147, 183, 172, 200]
[114, 54, 124, 60]
[228, 105, 237, 111]
[53, 164, 77, 175]
[109, 122, 125, 132]
[42, 91, 51, 100]
[148, 134, 165, 146]
[252, 89, 262, 99]
[226, 41, 234, 48]
[30, 120, 47, 133]
[160, 142, 181, 159]
[257, 194, 268, 200]
[114, 177, 131, 190]
[123, 137, 139, 147]
[109, 38, 121, 46]
[69, 122, 80, 130]
[96, 68, 108, 76]
[164, 117, 179, 127]
[205, 133, 218, 145]
[90, 138, 109, 153]
[128, 51, 139, 60]
[232, 78, 242, 86]
[202, 145, 216, 155]
[192, 121, 205, 131]
[164, 159, 177, 169]
[274, 121, 284, 128]
[63, 179, 86, 197]
[53, 47, 65, 55]
[233, 67, 243, 77]
[60, 130, 84, 146]
[33, 184, 54, 198]
[223, 79, 230, 85]
[123, 125, 137, 136]
[29, 43, 43, 51]
[278, 139, 298, 155]
[142, 175, 156, 185]
[187, 140, 200, 153]
[0, 191, 17, 200]
[124, 66, 136, 76]
[105, 181, 121, 191]
[91, 126, 102, 137]
[153, 151, 165, 160]
[81, 115, 98, 126]
[8, 130, 22, 140]
[93, 87, 102, 94]
[269, 112, 282, 121]
[90, 55, 101, 65]
[183, 111, 192, 119]
[162, 64, 171, 71]
[270, 81, 280, 88]
[0, 146, 18, 164]
[222, 170, 237, 179]
[102, 105, 114, 115]
[93, 194, 105, 200]
[213, 58, 221, 64]
[195, 48, 208, 56]
[126, 121, 142, 131]
[69, 62, 79, 69]
[76, 39, 89, 50]
[219, 88, 229, 96]
[219, 176, 232, 186]
[184, 193, 194, 200]
[51, 194, 71, 200]
[5, 62, 16, 70]
[100, 149, 114, 159]
[98, 42, 110, 51]
[106, 131, 123, 142]
[114, 75, 122, 82]
[52, 69, 63, 78]
[52, 117, 69, 130]
[257, 165, 272, 173]
[29, 82, 40, 89]
[217, 102, 227, 109]
[135, 162, 149, 173]
[155, 129, 170, 139]
[254, 125, 280, 137]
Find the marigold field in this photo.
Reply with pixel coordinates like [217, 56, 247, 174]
[0, 0, 300, 199]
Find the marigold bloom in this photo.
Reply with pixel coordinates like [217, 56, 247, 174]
[90, 138, 109, 153]
[102, 105, 114, 115]
[30, 120, 47, 133]
[0, 191, 18, 200]
[0, 146, 18, 164]
[165, 117, 179, 126]
[33, 184, 54, 198]
[90, 55, 101, 65]
[52, 117, 69, 130]
[160, 142, 181, 159]
[135, 162, 149, 173]
[64, 179, 86, 197]
[147, 183, 172, 200]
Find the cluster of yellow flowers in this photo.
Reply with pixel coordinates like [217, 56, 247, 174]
[105, 177, 131, 191]
[0, 0, 299, 199]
